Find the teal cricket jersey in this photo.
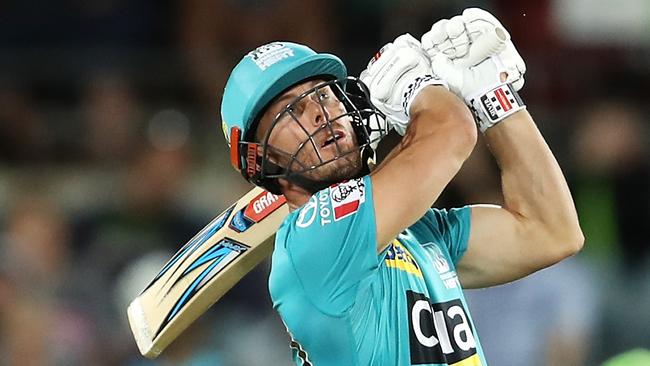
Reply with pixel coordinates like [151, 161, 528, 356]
[268, 176, 487, 366]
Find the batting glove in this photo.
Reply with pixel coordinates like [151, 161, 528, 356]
[360, 33, 447, 136]
[421, 8, 527, 132]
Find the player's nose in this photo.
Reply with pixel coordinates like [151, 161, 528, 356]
[302, 97, 326, 131]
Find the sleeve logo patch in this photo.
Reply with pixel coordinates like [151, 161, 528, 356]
[425, 244, 458, 290]
[329, 178, 366, 221]
[385, 239, 423, 278]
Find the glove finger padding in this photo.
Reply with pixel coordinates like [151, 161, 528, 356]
[455, 26, 508, 68]
[425, 8, 527, 132]
[423, 7, 526, 91]
[462, 8, 506, 38]
[445, 16, 470, 58]
[421, 20, 448, 58]
[394, 32, 423, 49]
[361, 36, 429, 103]
[360, 33, 447, 135]
[422, 16, 471, 60]
[461, 8, 526, 90]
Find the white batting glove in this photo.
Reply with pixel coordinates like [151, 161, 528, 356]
[360, 33, 447, 135]
[421, 8, 527, 132]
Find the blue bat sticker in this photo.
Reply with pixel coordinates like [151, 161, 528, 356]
[156, 238, 249, 337]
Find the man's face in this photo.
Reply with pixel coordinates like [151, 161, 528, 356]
[256, 79, 363, 183]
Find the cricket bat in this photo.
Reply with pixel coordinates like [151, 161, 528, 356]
[127, 186, 289, 358]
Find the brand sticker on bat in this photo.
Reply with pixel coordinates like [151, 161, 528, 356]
[244, 191, 286, 222]
[144, 204, 235, 292]
[229, 208, 255, 233]
[156, 238, 249, 337]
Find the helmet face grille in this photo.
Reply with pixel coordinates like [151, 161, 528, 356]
[237, 77, 388, 194]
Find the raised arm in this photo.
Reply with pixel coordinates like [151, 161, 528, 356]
[421, 8, 583, 288]
[359, 34, 477, 251]
[460, 110, 583, 287]
[372, 87, 476, 250]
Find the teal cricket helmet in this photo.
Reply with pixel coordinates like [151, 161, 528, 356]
[220, 41, 386, 195]
[220, 41, 347, 144]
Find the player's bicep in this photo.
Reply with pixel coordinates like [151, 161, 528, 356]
[457, 204, 545, 288]
[371, 141, 462, 252]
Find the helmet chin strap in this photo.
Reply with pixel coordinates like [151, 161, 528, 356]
[362, 144, 377, 171]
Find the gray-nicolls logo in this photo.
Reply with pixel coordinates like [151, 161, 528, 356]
[480, 95, 498, 121]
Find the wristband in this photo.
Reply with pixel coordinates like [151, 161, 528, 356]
[467, 83, 526, 132]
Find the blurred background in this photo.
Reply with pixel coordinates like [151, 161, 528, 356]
[0, 0, 649, 365]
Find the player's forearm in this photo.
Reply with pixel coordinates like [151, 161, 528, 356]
[484, 110, 584, 255]
[399, 87, 477, 179]
[372, 86, 476, 246]
[378, 87, 475, 167]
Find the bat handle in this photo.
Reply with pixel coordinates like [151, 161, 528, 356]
[460, 26, 509, 68]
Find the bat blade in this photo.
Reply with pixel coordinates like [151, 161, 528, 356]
[127, 186, 289, 358]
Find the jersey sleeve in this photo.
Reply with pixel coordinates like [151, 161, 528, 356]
[408, 206, 472, 265]
[278, 175, 380, 315]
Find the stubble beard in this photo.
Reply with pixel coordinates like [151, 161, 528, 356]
[287, 122, 365, 185]
[296, 147, 364, 185]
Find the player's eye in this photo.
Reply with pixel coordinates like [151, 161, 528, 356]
[282, 101, 302, 117]
[318, 91, 329, 101]
[274, 104, 297, 126]
[315, 89, 339, 108]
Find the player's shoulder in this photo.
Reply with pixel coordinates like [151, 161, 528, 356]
[409, 206, 472, 239]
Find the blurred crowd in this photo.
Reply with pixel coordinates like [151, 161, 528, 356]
[1, 0, 649, 365]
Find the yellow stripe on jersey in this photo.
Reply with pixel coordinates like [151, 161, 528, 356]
[384, 239, 423, 278]
[451, 354, 483, 366]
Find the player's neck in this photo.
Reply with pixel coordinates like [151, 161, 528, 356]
[280, 182, 312, 212]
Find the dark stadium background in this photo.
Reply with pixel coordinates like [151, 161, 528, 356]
[1, 0, 649, 365]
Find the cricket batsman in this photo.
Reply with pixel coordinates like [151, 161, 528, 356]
[220, 8, 583, 366]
